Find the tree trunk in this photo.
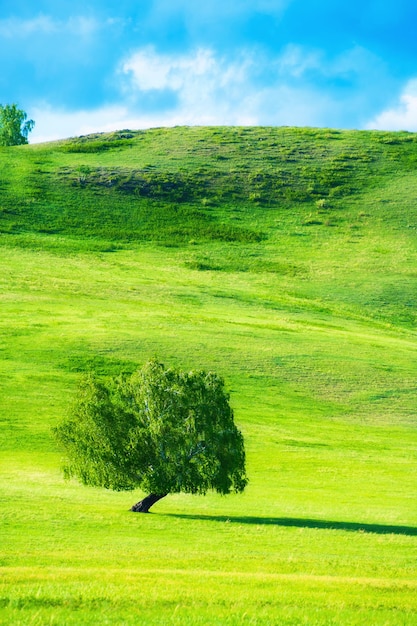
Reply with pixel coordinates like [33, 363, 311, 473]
[130, 493, 167, 513]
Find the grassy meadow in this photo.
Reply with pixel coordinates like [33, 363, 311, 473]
[1, 126, 417, 624]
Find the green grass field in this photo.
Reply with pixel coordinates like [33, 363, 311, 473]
[1, 126, 416, 625]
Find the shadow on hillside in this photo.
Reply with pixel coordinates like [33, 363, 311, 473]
[164, 514, 417, 536]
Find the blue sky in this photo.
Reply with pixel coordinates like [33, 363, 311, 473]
[1, 0, 417, 142]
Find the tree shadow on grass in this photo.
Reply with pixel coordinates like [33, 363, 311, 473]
[164, 514, 417, 536]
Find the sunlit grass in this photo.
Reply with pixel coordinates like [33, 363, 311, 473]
[2, 452, 417, 624]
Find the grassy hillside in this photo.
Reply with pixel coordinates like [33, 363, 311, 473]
[1, 126, 417, 625]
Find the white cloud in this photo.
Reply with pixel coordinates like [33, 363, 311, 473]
[366, 79, 417, 131]
[67, 16, 100, 37]
[0, 15, 100, 38]
[29, 43, 384, 143]
[120, 46, 258, 124]
[277, 44, 322, 77]
[0, 16, 55, 37]
[28, 80, 330, 145]
[29, 105, 130, 143]
[119, 45, 359, 129]
[122, 47, 217, 92]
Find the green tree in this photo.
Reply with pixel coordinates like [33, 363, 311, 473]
[0, 103, 35, 146]
[54, 360, 248, 512]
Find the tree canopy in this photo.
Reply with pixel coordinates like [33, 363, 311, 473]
[54, 360, 247, 511]
[0, 104, 35, 146]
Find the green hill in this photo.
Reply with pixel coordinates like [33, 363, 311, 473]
[1, 126, 416, 625]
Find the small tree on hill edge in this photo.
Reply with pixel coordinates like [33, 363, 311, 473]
[0, 104, 35, 146]
[54, 359, 248, 512]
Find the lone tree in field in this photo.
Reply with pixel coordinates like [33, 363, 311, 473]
[54, 360, 247, 512]
[0, 103, 35, 146]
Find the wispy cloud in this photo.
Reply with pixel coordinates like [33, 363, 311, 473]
[0, 15, 101, 38]
[276, 44, 322, 78]
[30, 45, 349, 142]
[149, 0, 292, 21]
[29, 104, 130, 143]
[28, 40, 403, 143]
[121, 47, 218, 92]
[366, 79, 417, 131]
[119, 44, 389, 125]
[29, 49, 259, 142]
[0, 16, 57, 37]
[119, 46, 258, 124]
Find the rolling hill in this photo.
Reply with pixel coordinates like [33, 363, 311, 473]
[1, 126, 416, 625]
